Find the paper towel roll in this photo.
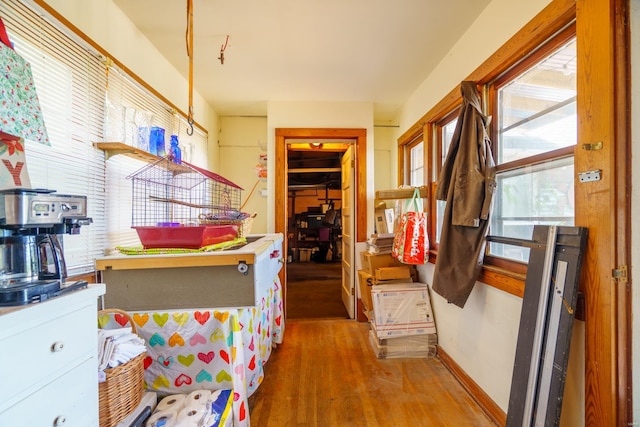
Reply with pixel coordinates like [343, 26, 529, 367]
[185, 389, 211, 409]
[156, 394, 186, 412]
[146, 409, 178, 427]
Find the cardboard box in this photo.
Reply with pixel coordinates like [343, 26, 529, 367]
[357, 270, 374, 311]
[375, 266, 412, 281]
[371, 283, 436, 339]
[358, 269, 415, 312]
[374, 208, 395, 234]
[360, 251, 402, 275]
[368, 330, 437, 359]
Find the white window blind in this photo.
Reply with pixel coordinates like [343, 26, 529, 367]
[1, 0, 208, 266]
[1, 1, 107, 276]
[103, 65, 208, 253]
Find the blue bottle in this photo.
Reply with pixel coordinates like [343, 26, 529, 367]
[169, 135, 181, 163]
[149, 126, 165, 156]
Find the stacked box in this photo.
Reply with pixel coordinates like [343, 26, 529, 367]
[371, 283, 436, 339]
[357, 270, 375, 312]
[375, 266, 412, 281]
[368, 330, 437, 359]
[360, 251, 403, 275]
[374, 208, 395, 234]
[357, 269, 413, 313]
[367, 232, 395, 254]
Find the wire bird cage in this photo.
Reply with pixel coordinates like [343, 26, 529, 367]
[127, 157, 245, 249]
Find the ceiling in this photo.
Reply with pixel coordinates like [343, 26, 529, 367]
[112, 0, 492, 122]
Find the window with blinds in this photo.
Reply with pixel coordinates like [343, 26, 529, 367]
[1, 0, 208, 270]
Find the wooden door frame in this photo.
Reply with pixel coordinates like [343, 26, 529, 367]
[576, 0, 631, 424]
[275, 128, 367, 316]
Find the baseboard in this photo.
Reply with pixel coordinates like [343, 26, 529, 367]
[437, 347, 506, 426]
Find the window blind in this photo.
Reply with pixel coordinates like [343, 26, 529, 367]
[1, 0, 209, 267]
[1, 1, 107, 276]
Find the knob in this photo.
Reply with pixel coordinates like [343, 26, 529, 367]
[52, 341, 65, 352]
[237, 262, 249, 275]
[54, 415, 66, 426]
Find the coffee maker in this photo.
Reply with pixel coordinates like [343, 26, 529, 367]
[0, 188, 92, 306]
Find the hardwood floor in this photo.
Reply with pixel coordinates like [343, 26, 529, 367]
[286, 261, 347, 319]
[248, 319, 497, 426]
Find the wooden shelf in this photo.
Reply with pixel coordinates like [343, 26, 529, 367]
[93, 141, 193, 173]
[375, 186, 427, 204]
[93, 141, 160, 162]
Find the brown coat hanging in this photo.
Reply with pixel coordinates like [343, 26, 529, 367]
[432, 81, 496, 308]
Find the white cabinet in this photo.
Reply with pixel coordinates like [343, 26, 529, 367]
[0, 284, 106, 426]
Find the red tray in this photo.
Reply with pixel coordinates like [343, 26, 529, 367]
[134, 225, 239, 249]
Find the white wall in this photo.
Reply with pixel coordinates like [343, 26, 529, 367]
[266, 101, 375, 235]
[398, 0, 554, 132]
[373, 125, 399, 194]
[41, 0, 219, 171]
[397, 0, 584, 425]
[218, 116, 268, 234]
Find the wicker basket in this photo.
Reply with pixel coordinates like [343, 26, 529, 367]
[98, 309, 145, 427]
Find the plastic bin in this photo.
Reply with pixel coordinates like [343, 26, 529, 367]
[134, 224, 238, 249]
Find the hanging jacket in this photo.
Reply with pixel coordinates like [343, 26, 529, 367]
[432, 81, 496, 308]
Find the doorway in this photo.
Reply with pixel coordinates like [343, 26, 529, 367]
[286, 145, 346, 319]
[275, 128, 368, 320]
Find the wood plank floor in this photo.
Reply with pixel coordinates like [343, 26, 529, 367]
[286, 261, 347, 319]
[248, 319, 497, 426]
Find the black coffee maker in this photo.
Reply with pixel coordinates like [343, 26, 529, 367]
[0, 188, 92, 305]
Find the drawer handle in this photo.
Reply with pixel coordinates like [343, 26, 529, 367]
[54, 415, 66, 426]
[51, 341, 65, 352]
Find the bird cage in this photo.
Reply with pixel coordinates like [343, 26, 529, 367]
[127, 157, 244, 249]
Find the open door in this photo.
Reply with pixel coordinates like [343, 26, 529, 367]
[341, 145, 355, 318]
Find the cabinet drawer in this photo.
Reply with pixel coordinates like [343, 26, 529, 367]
[0, 304, 96, 407]
[0, 357, 99, 426]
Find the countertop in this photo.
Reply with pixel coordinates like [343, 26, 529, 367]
[95, 233, 283, 271]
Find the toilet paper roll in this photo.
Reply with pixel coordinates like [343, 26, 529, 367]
[173, 419, 198, 427]
[185, 389, 211, 409]
[156, 394, 187, 412]
[146, 409, 178, 427]
[176, 406, 206, 427]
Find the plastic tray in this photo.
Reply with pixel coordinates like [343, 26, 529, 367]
[134, 225, 239, 249]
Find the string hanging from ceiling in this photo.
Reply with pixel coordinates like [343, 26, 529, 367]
[185, 0, 194, 135]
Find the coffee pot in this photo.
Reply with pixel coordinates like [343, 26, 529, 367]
[0, 234, 66, 288]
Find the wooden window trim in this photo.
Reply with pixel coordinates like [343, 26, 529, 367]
[398, 132, 424, 186]
[484, 27, 576, 276]
[403, 0, 576, 300]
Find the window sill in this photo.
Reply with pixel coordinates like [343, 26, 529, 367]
[428, 250, 525, 298]
[478, 265, 525, 298]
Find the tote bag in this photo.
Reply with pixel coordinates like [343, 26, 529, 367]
[0, 21, 50, 145]
[391, 188, 429, 264]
